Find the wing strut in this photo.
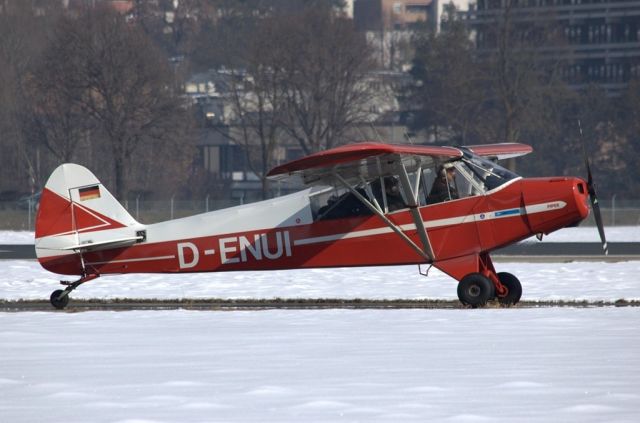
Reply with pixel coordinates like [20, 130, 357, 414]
[395, 160, 435, 262]
[333, 172, 432, 262]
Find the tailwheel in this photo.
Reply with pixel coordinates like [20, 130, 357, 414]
[49, 273, 99, 310]
[496, 272, 522, 306]
[50, 289, 70, 310]
[457, 273, 495, 308]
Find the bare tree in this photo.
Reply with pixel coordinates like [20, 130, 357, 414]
[408, 1, 570, 159]
[225, 21, 290, 198]
[195, 10, 289, 199]
[43, 6, 193, 200]
[276, 7, 375, 154]
[407, 5, 488, 144]
[616, 79, 640, 198]
[23, 54, 90, 163]
[0, 2, 62, 194]
[479, 0, 569, 146]
[133, 0, 208, 59]
[198, 5, 371, 197]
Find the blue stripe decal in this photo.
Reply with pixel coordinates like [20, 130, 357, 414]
[494, 208, 521, 218]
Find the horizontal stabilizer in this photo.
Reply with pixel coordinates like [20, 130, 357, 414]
[61, 234, 145, 252]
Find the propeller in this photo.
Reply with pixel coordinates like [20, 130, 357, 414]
[578, 120, 608, 255]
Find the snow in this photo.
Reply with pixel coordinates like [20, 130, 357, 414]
[1, 308, 639, 422]
[1, 259, 640, 302]
[2, 237, 640, 422]
[0, 231, 35, 244]
[521, 225, 640, 243]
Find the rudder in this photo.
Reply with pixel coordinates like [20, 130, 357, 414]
[35, 164, 144, 275]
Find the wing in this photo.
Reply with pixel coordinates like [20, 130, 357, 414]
[268, 141, 462, 262]
[464, 143, 533, 161]
[267, 141, 462, 185]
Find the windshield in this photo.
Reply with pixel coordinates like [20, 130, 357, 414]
[457, 150, 520, 192]
[310, 149, 522, 215]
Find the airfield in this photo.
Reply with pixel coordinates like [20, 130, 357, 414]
[1, 227, 639, 422]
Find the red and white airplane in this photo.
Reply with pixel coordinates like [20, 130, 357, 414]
[35, 142, 607, 309]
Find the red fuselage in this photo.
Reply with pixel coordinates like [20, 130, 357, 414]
[38, 176, 590, 279]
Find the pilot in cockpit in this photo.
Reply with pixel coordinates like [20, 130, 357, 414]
[427, 163, 459, 204]
[382, 176, 405, 212]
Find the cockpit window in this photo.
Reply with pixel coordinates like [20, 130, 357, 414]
[459, 152, 519, 192]
[425, 151, 520, 204]
[309, 150, 521, 215]
[310, 176, 411, 221]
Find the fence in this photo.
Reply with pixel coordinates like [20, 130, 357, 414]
[0, 198, 242, 231]
[1, 198, 639, 232]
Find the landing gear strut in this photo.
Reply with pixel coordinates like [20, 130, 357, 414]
[454, 253, 522, 307]
[49, 274, 99, 310]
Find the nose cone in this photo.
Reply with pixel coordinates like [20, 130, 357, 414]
[521, 177, 590, 235]
[573, 178, 590, 221]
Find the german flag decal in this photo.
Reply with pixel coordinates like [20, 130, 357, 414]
[78, 185, 101, 201]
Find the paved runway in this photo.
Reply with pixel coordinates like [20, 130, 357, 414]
[0, 245, 35, 259]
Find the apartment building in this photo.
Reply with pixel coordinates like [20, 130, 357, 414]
[464, 0, 640, 93]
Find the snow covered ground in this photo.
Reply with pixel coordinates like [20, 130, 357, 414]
[1, 308, 639, 423]
[0, 231, 35, 244]
[518, 225, 640, 243]
[2, 228, 640, 422]
[1, 259, 639, 302]
[2, 225, 640, 244]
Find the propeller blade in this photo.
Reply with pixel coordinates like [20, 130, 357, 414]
[588, 182, 608, 255]
[578, 120, 608, 255]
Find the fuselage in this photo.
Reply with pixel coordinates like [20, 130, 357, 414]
[36, 175, 590, 277]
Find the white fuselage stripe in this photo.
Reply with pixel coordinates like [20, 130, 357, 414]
[86, 255, 176, 266]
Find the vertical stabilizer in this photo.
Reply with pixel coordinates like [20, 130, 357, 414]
[35, 164, 145, 274]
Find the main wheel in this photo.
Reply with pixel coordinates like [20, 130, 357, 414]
[457, 273, 495, 307]
[50, 290, 70, 310]
[497, 272, 522, 305]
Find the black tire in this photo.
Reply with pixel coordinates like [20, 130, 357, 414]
[497, 272, 522, 305]
[50, 290, 69, 310]
[457, 273, 495, 307]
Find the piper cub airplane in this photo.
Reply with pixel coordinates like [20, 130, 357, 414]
[35, 142, 607, 309]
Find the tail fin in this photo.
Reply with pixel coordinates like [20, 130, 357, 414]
[35, 164, 145, 274]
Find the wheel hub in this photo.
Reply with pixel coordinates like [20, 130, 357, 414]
[468, 284, 481, 297]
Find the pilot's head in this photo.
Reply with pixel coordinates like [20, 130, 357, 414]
[385, 176, 400, 195]
[442, 163, 456, 181]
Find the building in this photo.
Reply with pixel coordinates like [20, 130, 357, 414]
[185, 68, 413, 200]
[354, 0, 438, 31]
[354, 0, 439, 69]
[463, 0, 640, 93]
[436, 0, 471, 31]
